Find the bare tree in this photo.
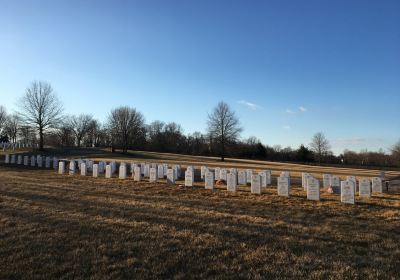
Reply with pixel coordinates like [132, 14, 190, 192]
[207, 101, 242, 161]
[69, 114, 93, 147]
[0, 105, 7, 135]
[392, 140, 400, 161]
[18, 81, 63, 150]
[4, 114, 21, 143]
[309, 132, 331, 165]
[107, 106, 145, 153]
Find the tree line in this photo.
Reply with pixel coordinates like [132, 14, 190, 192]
[1, 80, 399, 168]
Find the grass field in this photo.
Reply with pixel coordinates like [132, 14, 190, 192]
[1, 165, 399, 279]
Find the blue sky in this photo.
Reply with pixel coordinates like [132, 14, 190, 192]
[0, 0, 399, 154]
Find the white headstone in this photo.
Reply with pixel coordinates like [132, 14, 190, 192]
[81, 163, 87, 176]
[53, 157, 58, 170]
[157, 165, 164, 179]
[220, 169, 227, 181]
[347, 176, 357, 192]
[265, 170, 272, 185]
[134, 166, 141, 181]
[45, 157, 51, 168]
[144, 164, 150, 178]
[259, 172, 268, 188]
[37, 156, 43, 168]
[5, 154, 10, 164]
[30, 156, 35, 167]
[92, 164, 99, 177]
[331, 176, 341, 193]
[307, 178, 320, 201]
[278, 177, 290, 197]
[111, 161, 117, 174]
[24, 156, 29, 166]
[227, 173, 237, 192]
[185, 170, 194, 187]
[201, 166, 207, 180]
[17, 155, 22, 165]
[323, 174, 332, 188]
[246, 169, 253, 184]
[341, 181, 355, 204]
[372, 177, 383, 193]
[105, 165, 112, 178]
[69, 161, 76, 175]
[58, 161, 65, 175]
[359, 178, 371, 198]
[118, 165, 126, 179]
[11, 154, 16, 164]
[214, 167, 221, 180]
[149, 167, 157, 182]
[205, 171, 214, 190]
[166, 168, 175, 185]
[238, 170, 246, 185]
[163, 164, 168, 176]
[251, 174, 261, 194]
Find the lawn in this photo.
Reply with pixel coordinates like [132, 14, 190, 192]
[0, 165, 399, 279]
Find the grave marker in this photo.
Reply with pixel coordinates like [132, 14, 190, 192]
[150, 168, 157, 182]
[372, 177, 383, 193]
[134, 166, 141, 181]
[246, 169, 253, 184]
[58, 161, 65, 175]
[359, 178, 371, 198]
[69, 161, 76, 175]
[185, 170, 194, 187]
[238, 170, 246, 185]
[157, 165, 164, 179]
[251, 174, 261, 194]
[167, 169, 175, 185]
[323, 174, 332, 188]
[24, 156, 29, 166]
[278, 177, 290, 197]
[205, 171, 214, 190]
[17, 155, 22, 165]
[341, 181, 355, 204]
[92, 164, 99, 177]
[307, 178, 320, 201]
[119, 165, 127, 179]
[81, 163, 87, 176]
[105, 165, 112, 178]
[227, 173, 237, 192]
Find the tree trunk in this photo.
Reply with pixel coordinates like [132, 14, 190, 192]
[39, 127, 44, 151]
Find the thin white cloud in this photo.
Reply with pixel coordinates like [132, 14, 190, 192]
[238, 100, 259, 110]
[283, 125, 291, 130]
[299, 106, 307, 112]
[286, 109, 296, 114]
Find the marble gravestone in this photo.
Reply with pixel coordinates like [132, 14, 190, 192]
[278, 177, 290, 197]
[251, 174, 261, 194]
[372, 177, 383, 193]
[30, 156, 35, 167]
[219, 169, 227, 181]
[134, 166, 141, 181]
[119, 165, 127, 179]
[58, 161, 65, 175]
[238, 170, 246, 185]
[185, 169, 194, 187]
[214, 167, 221, 181]
[167, 169, 175, 185]
[149, 167, 157, 183]
[157, 165, 164, 179]
[307, 178, 320, 201]
[323, 174, 332, 188]
[24, 156, 29, 166]
[341, 181, 355, 204]
[105, 165, 112, 179]
[17, 155, 22, 165]
[92, 164, 99, 177]
[205, 171, 214, 190]
[331, 176, 341, 193]
[80, 163, 87, 176]
[246, 169, 253, 184]
[69, 161, 76, 175]
[359, 178, 371, 198]
[227, 173, 237, 192]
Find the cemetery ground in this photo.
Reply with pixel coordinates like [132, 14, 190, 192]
[1, 164, 400, 279]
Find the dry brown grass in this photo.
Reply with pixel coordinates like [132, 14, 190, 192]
[1, 165, 400, 279]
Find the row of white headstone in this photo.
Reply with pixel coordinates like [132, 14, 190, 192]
[4, 154, 60, 169]
[303, 173, 383, 204]
[4, 154, 384, 205]
[1, 142, 34, 151]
